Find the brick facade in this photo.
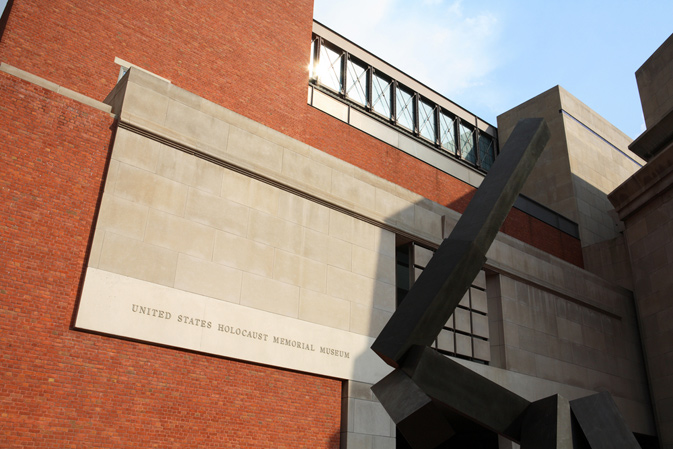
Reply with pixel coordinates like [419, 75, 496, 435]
[0, 72, 342, 448]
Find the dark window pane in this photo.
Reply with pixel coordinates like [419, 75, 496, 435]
[478, 134, 495, 171]
[439, 112, 456, 155]
[460, 123, 476, 164]
[418, 99, 435, 142]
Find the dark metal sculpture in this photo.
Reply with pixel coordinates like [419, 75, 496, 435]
[371, 118, 641, 448]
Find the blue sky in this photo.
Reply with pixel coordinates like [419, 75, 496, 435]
[314, 0, 673, 139]
[1, 0, 669, 138]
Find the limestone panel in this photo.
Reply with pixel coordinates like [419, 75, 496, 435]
[281, 149, 333, 193]
[185, 188, 249, 236]
[247, 178, 280, 215]
[248, 209, 303, 255]
[95, 193, 149, 241]
[226, 126, 283, 173]
[156, 144, 197, 185]
[174, 254, 242, 304]
[329, 209, 354, 242]
[274, 250, 327, 293]
[164, 99, 230, 155]
[114, 163, 188, 216]
[98, 232, 178, 287]
[298, 289, 350, 331]
[240, 272, 300, 318]
[220, 168, 251, 205]
[302, 228, 329, 264]
[350, 302, 393, 338]
[112, 127, 161, 172]
[213, 231, 275, 277]
[331, 170, 376, 211]
[144, 208, 216, 260]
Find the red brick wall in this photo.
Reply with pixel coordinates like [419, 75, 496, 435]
[0, 0, 582, 266]
[0, 72, 342, 448]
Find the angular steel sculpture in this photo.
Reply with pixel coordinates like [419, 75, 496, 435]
[371, 118, 641, 448]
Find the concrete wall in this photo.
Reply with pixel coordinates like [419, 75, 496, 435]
[636, 33, 673, 130]
[611, 141, 673, 448]
[498, 86, 643, 251]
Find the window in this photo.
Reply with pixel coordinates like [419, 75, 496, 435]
[308, 35, 499, 172]
[478, 133, 496, 171]
[395, 85, 414, 131]
[372, 72, 392, 118]
[318, 44, 343, 93]
[439, 112, 457, 155]
[395, 240, 490, 364]
[460, 122, 477, 164]
[346, 57, 368, 106]
[418, 98, 436, 142]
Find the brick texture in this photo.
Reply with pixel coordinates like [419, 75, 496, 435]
[0, 0, 582, 266]
[0, 72, 342, 448]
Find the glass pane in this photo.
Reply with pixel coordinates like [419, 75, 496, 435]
[478, 134, 495, 171]
[346, 59, 367, 106]
[439, 112, 456, 154]
[372, 73, 392, 118]
[418, 99, 435, 142]
[460, 123, 476, 164]
[309, 37, 317, 80]
[396, 87, 414, 131]
[318, 45, 343, 92]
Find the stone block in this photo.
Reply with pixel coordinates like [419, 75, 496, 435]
[156, 145, 197, 185]
[303, 200, 330, 234]
[454, 308, 471, 333]
[436, 329, 454, 353]
[413, 245, 434, 269]
[220, 168, 251, 205]
[247, 179, 279, 215]
[98, 232, 178, 287]
[145, 208, 216, 260]
[112, 128, 160, 172]
[350, 303, 393, 338]
[174, 254, 242, 303]
[328, 236, 353, 270]
[455, 333, 472, 357]
[96, 193, 149, 241]
[281, 149, 333, 193]
[471, 287, 488, 313]
[226, 126, 282, 173]
[298, 288, 350, 331]
[353, 399, 394, 437]
[473, 338, 490, 362]
[114, 163, 188, 216]
[193, 157, 224, 195]
[240, 272, 300, 317]
[302, 228, 329, 264]
[213, 231, 275, 277]
[331, 170, 376, 211]
[248, 209, 303, 255]
[274, 250, 327, 293]
[185, 188, 249, 236]
[329, 209, 355, 242]
[472, 312, 489, 338]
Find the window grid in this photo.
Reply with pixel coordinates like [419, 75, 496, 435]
[318, 44, 343, 93]
[372, 73, 392, 118]
[395, 86, 415, 131]
[460, 122, 477, 164]
[418, 99, 436, 142]
[310, 35, 497, 172]
[439, 112, 457, 155]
